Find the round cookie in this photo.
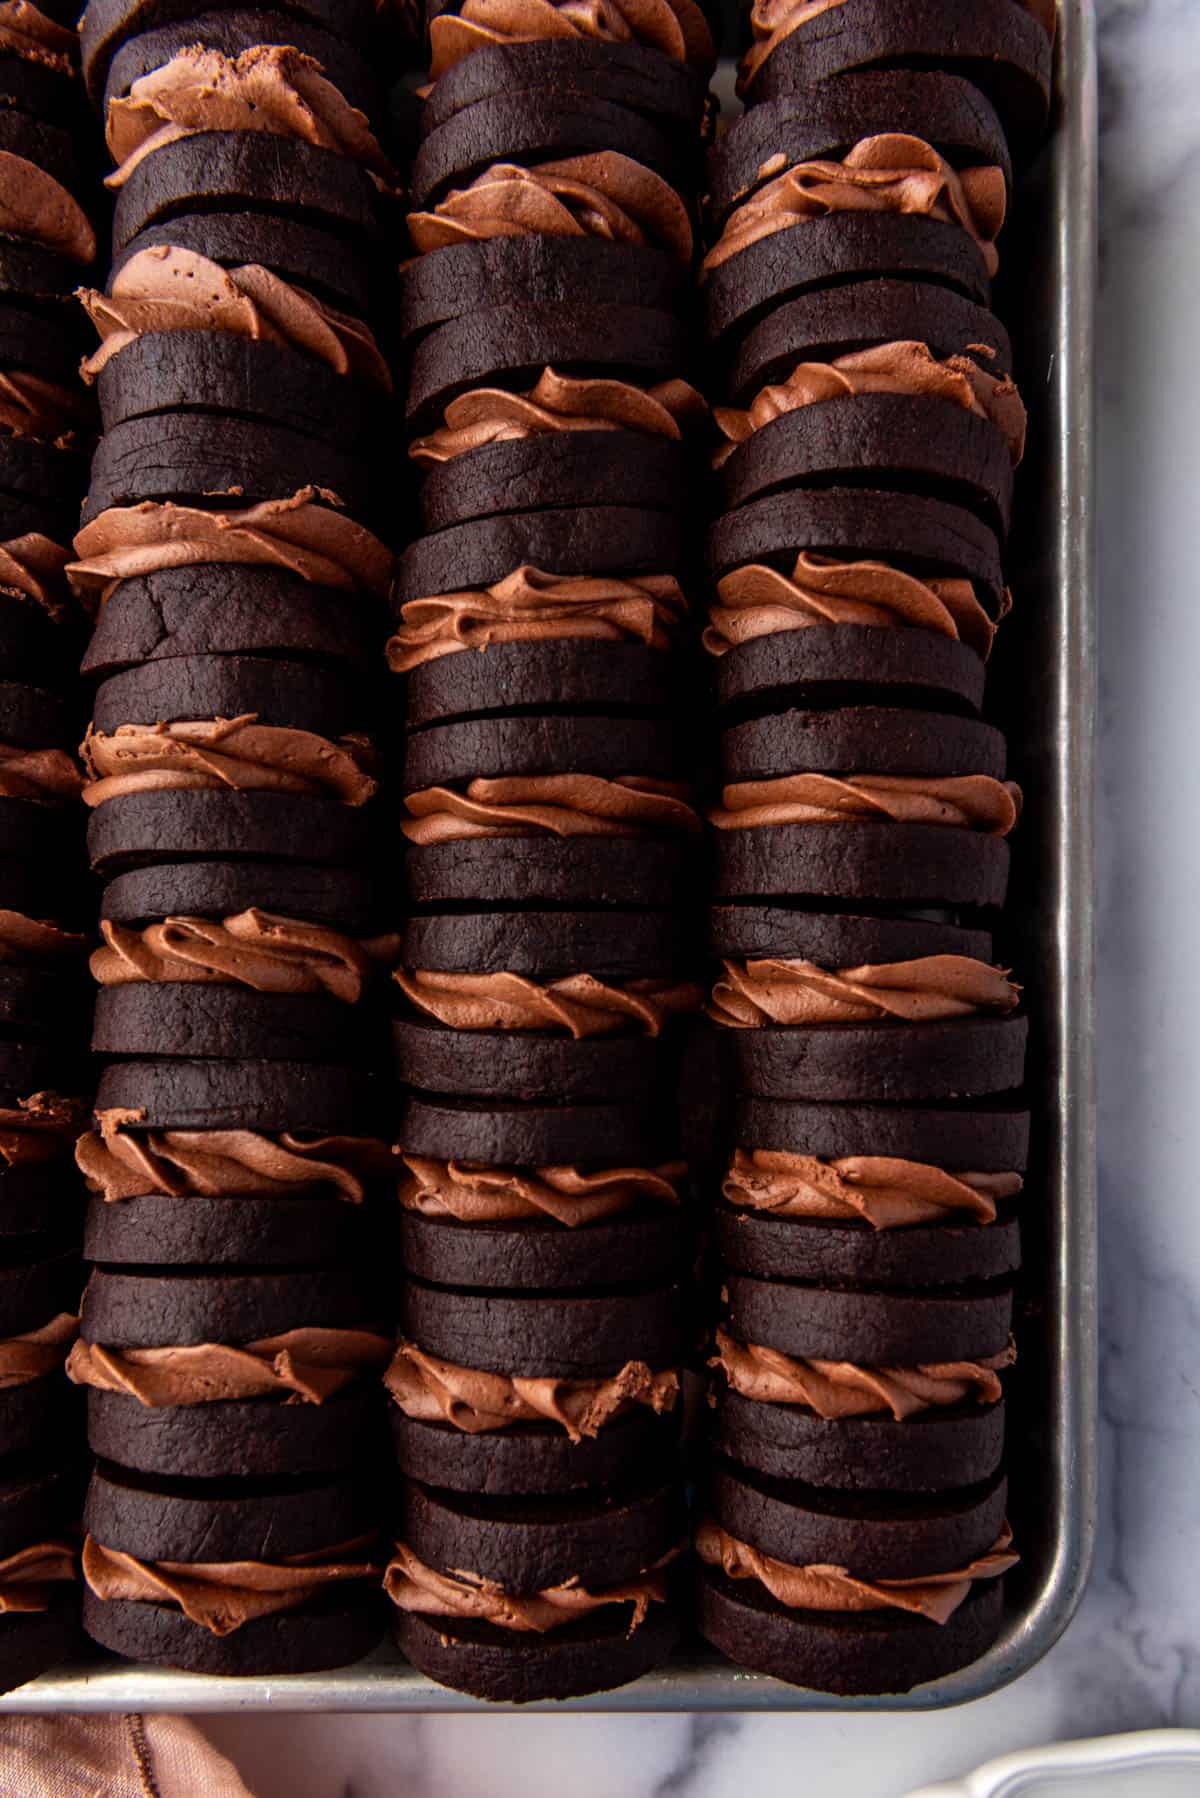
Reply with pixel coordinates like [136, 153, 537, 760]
[92, 985, 370, 1064]
[91, 653, 368, 738]
[87, 792, 371, 878]
[724, 1271, 1013, 1364]
[85, 1192, 371, 1268]
[403, 641, 678, 731]
[92, 1056, 380, 1134]
[395, 507, 686, 600]
[110, 213, 376, 319]
[398, 1093, 678, 1167]
[420, 38, 706, 137]
[716, 1203, 1021, 1289]
[84, 1585, 383, 1675]
[735, 1097, 1031, 1171]
[417, 432, 687, 533]
[400, 1204, 685, 1291]
[391, 1404, 681, 1497]
[100, 859, 378, 933]
[401, 1277, 686, 1379]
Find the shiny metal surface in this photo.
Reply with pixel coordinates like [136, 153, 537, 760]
[3, 0, 1097, 1712]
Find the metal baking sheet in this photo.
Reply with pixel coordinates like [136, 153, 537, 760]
[5, 0, 1097, 1713]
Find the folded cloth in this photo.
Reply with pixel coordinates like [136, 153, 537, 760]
[0, 1716, 252, 1797]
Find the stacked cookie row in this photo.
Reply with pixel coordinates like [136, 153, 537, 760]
[692, 0, 1054, 1694]
[66, 0, 402, 1676]
[0, 2, 99, 1693]
[381, 0, 716, 1701]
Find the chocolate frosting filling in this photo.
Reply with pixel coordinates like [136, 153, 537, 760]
[400, 1155, 684, 1225]
[0, 151, 95, 265]
[93, 911, 398, 1003]
[83, 1534, 379, 1635]
[105, 46, 393, 189]
[395, 967, 701, 1036]
[0, 370, 90, 444]
[410, 371, 704, 464]
[709, 773, 1022, 835]
[0, 1541, 77, 1616]
[0, 910, 85, 962]
[708, 954, 1020, 1028]
[723, 1148, 1020, 1229]
[388, 566, 686, 670]
[0, 534, 72, 620]
[403, 774, 700, 844]
[712, 1326, 1015, 1420]
[408, 153, 694, 263]
[0, 1311, 77, 1388]
[0, 2, 77, 70]
[80, 246, 392, 392]
[0, 1091, 85, 1168]
[67, 1327, 393, 1407]
[0, 742, 83, 804]
[385, 1339, 680, 1439]
[80, 716, 379, 808]
[384, 1538, 673, 1633]
[705, 552, 1002, 662]
[696, 1518, 1016, 1624]
[704, 134, 1005, 279]
[67, 492, 395, 604]
[714, 343, 1027, 468]
[428, 0, 715, 78]
[78, 1110, 393, 1203]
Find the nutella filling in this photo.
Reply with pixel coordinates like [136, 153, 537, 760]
[0, 534, 72, 620]
[704, 134, 1005, 279]
[708, 954, 1020, 1028]
[712, 1325, 1015, 1420]
[105, 46, 393, 189]
[408, 152, 694, 263]
[723, 1148, 1021, 1229]
[0, 152, 94, 264]
[709, 772, 1022, 835]
[0, 1311, 76, 1388]
[0, 910, 85, 962]
[80, 246, 392, 392]
[0, 1541, 77, 1616]
[0, 1, 77, 70]
[696, 1518, 1017, 1624]
[78, 1109, 393, 1204]
[400, 1155, 685, 1225]
[80, 715, 379, 809]
[428, 0, 715, 78]
[67, 492, 395, 603]
[409, 370, 705, 464]
[713, 343, 1027, 468]
[402, 773, 701, 844]
[385, 1339, 679, 1439]
[93, 911, 398, 1003]
[388, 565, 686, 670]
[0, 369, 90, 443]
[704, 552, 1002, 663]
[0, 1091, 85, 1168]
[395, 967, 702, 1036]
[67, 1326, 393, 1407]
[0, 742, 83, 804]
[384, 1538, 673, 1633]
[82, 1534, 379, 1635]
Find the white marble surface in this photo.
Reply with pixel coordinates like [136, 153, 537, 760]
[196, 2, 1200, 1788]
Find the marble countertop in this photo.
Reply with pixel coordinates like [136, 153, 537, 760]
[194, 1, 1194, 1788]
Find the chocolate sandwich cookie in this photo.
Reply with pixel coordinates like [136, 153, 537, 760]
[417, 433, 686, 535]
[695, 1462, 1014, 1694]
[92, 983, 368, 1063]
[402, 641, 679, 732]
[707, 908, 1027, 1104]
[727, 280, 1012, 405]
[712, 705, 1017, 911]
[401, 711, 699, 907]
[82, 413, 374, 525]
[387, 1478, 683, 1701]
[111, 213, 377, 320]
[397, 237, 684, 345]
[101, 11, 380, 121]
[738, 0, 1051, 150]
[93, 1056, 381, 1134]
[81, 0, 374, 105]
[0, 1460, 81, 1696]
[706, 71, 1011, 235]
[84, 1190, 373, 1270]
[82, 566, 382, 676]
[410, 92, 691, 211]
[100, 859, 379, 937]
[73, 1265, 391, 1477]
[398, 1093, 678, 1171]
[405, 302, 689, 430]
[0, 1245, 80, 1458]
[81, 1463, 383, 1675]
[393, 908, 698, 1104]
[110, 133, 382, 256]
[87, 790, 372, 876]
[403, 1277, 685, 1380]
[420, 39, 707, 139]
[91, 653, 370, 740]
[93, 332, 384, 452]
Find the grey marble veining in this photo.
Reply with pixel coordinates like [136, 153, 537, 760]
[197, 1, 1198, 1787]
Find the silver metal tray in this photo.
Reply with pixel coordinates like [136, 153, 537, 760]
[4, 0, 1097, 1713]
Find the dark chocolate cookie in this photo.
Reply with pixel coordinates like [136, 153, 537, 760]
[398, 1092, 677, 1167]
[87, 791, 371, 877]
[100, 859, 377, 932]
[404, 710, 684, 789]
[725, 1270, 1013, 1363]
[110, 213, 375, 319]
[83, 1586, 383, 1675]
[717, 1205, 1021, 1288]
[391, 1405, 680, 1497]
[393, 1018, 676, 1104]
[712, 627, 986, 719]
[728, 1015, 1028, 1103]
[85, 1192, 370, 1268]
[93, 1056, 380, 1134]
[395, 507, 685, 602]
[91, 653, 367, 738]
[403, 641, 677, 730]
[420, 38, 705, 136]
[402, 909, 683, 981]
[417, 433, 686, 534]
[92, 984, 368, 1064]
[401, 1276, 685, 1378]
